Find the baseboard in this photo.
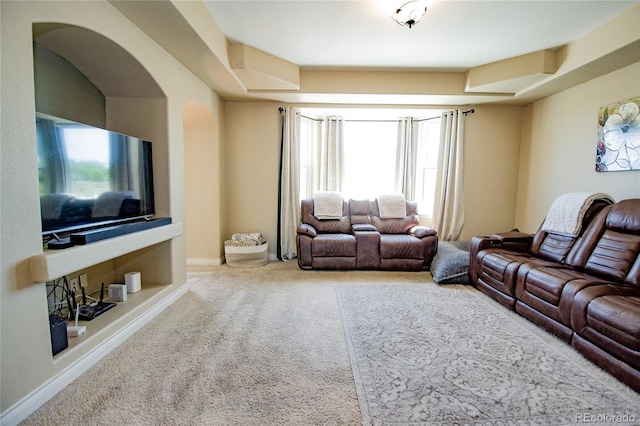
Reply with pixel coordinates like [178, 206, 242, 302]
[0, 283, 190, 426]
[187, 257, 224, 266]
[187, 254, 279, 266]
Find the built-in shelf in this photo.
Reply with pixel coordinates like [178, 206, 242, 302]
[58, 283, 174, 353]
[31, 223, 183, 283]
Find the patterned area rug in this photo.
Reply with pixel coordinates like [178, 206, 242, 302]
[337, 283, 640, 425]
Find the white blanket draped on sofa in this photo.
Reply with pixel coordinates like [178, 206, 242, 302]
[377, 193, 407, 218]
[541, 192, 615, 237]
[314, 191, 343, 219]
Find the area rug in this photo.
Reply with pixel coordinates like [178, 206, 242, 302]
[337, 282, 640, 425]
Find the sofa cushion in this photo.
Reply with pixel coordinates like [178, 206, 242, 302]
[371, 199, 419, 234]
[430, 241, 471, 284]
[517, 267, 589, 307]
[572, 285, 640, 373]
[586, 295, 640, 352]
[584, 231, 640, 284]
[312, 234, 356, 257]
[515, 266, 604, 331]
[300, 198, 352, 234]
[607, 199, 640, 234]
[349, 199, 372, 224]
[476, 250, 537, 298]
[379, 234, 424, 259]
[531, 232, 579, 263]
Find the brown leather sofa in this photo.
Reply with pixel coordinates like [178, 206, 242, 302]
[470, 198, 640, 392]
[296, 198, 438, 271]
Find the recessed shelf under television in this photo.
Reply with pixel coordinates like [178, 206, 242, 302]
[59, 282, 174, 354]
[31, 113, 182, 283]
[31, 221, 182, 282]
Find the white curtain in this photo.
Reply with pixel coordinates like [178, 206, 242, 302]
[433, 110, 465, 241]
[395, 117, 418, 199]
[277, 107, 301, 260]
[311, 117, 344, 192]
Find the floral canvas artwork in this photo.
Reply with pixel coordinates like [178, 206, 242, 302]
[595, 97, 640, 172]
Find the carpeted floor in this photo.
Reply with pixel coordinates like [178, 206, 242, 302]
[23, 261, 640, 425]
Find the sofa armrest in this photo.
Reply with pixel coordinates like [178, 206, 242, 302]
[491, 231, 534, 252]
[468, 233, 534, 285]
[410, 226, 437, 238]
[469, 236, 503, 285]
[493, 231, 534, 244]
[469, 232, 533, 253]
[353, 223, 377, 232]
[297, 223, 317, 238]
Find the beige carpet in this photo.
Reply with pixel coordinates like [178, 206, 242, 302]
[23, 261, 640, 425]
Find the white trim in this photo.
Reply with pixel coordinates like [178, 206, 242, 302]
[187, 257, 224, 266]
[0, 284, 189, 426]
[187, 254, 279, 266]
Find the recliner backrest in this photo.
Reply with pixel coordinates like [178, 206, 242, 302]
[300, 198, 352, 234]
[370, 199, 419, 234]
[349, 199, 372, 224]
[530, 199, 612, 263]
[581, 199, 640, 286]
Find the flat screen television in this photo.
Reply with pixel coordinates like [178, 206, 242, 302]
[36, 113, 155, 240]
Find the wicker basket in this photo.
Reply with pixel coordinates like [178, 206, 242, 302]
[225, 241, 269, 268]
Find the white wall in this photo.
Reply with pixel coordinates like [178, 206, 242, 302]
[223, 102, 282, 252]
[516, 62, 640, 232]
[222, 102, 524, 252]
[184, 101, 225, 263]
[461, 105, 523, 239]
[33, 43, 106, 126]
[0, 0, 223, 415]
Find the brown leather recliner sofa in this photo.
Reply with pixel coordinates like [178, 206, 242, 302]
[470, 197, 640, 392]
[296, 197, 438, 271]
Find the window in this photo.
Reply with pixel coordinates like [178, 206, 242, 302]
[299, 109, 441, 217]
[342, 120, 398, 199]
[60, 127, 110, 198]
[414, 118, 441, 217]
[37, 121, 111, 198]
[299, 116, 313, 199]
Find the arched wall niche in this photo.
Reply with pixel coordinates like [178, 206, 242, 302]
[33, 23, 164, 101]
[32, 22, 171, 218]
[183, 100, 223, 263]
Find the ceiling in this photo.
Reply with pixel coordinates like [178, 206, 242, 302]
[72, 0, 640, 106]
[204, 0, 638, 71]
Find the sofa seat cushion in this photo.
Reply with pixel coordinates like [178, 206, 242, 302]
[515, 266, 604, 328]
[571, 284, 640, 371]
[476, 250, 537, 298]
[517, 267, 592, 307]
[312, 234, 356, 257]
[379, 234, 424, 259]
[586, 295, 640, 352]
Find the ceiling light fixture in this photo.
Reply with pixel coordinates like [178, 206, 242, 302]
[392, 0, 427, 29]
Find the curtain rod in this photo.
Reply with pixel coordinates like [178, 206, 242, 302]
[279, 107, 475, 122]
[444, 108, 475, 116]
